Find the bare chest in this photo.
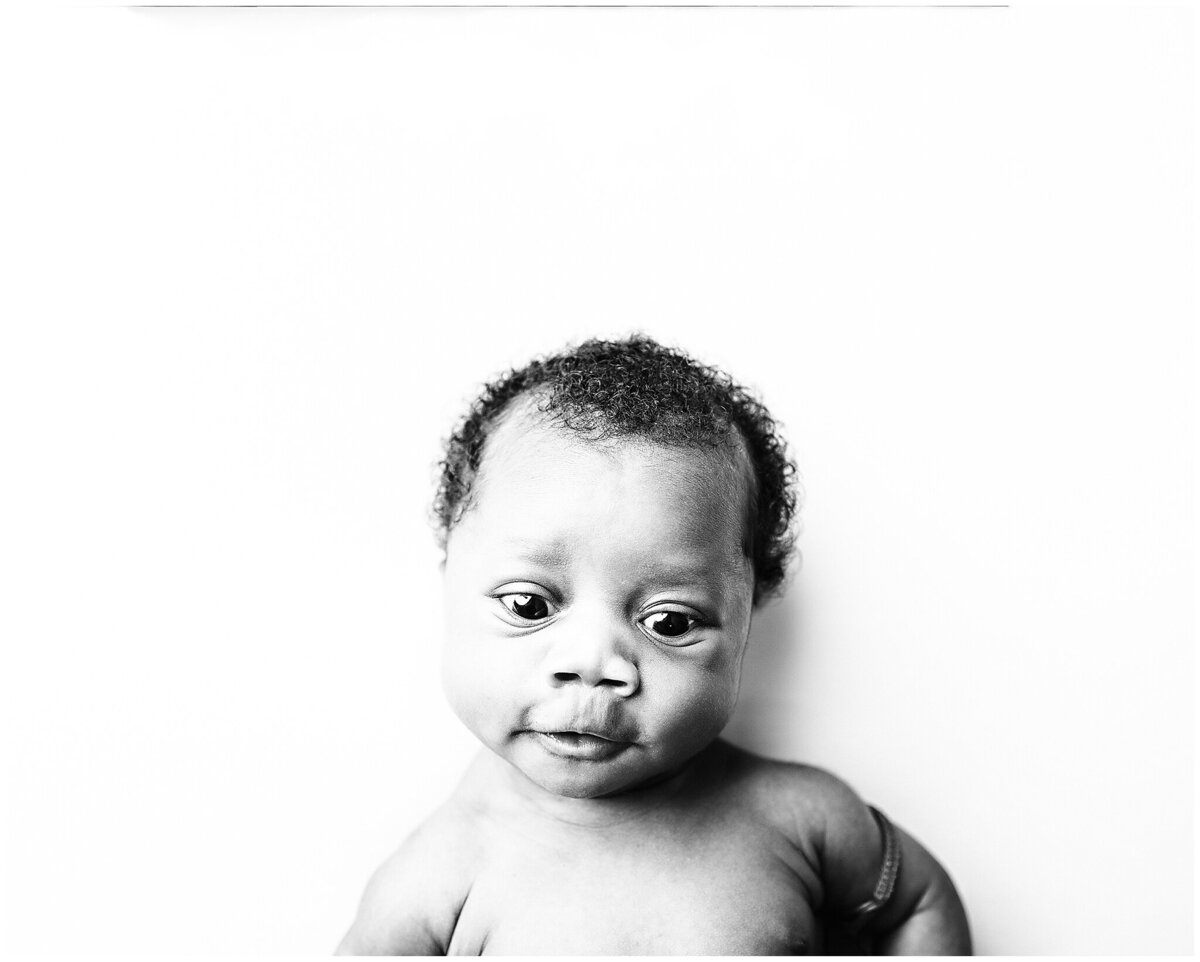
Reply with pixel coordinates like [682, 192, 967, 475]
[446, 815, 820, 955]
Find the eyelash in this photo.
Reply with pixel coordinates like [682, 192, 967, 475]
[493, 592, 707, 643]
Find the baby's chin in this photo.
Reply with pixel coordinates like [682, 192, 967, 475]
[522, 766, 669, 800]
[509, 749, 654, 799]
[539, 775, 627, 799]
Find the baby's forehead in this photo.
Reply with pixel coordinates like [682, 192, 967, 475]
[471, 406, 756, 547]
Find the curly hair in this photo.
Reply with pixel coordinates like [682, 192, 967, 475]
[433, 335, 799, 605]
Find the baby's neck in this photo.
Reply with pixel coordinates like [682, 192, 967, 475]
[465, 741, 729, 831]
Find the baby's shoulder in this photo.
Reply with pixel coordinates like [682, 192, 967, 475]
[717, 741, 872, 845]
[336, 798, 485, 955]
[398, 794, 488, 873]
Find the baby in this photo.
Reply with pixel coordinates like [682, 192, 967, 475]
[338, 336, 971, 955]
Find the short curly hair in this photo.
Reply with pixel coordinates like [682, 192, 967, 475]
[433, 335, 799, 605]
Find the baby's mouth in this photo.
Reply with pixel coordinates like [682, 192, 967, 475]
[532, 730, 630, 761]
[544, 731, 610, 746]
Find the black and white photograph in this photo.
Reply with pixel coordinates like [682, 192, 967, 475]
[2, 0, 1194, 956]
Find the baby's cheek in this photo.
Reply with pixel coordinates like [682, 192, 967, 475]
[650, 660, 738, 743]
[442, 632, 519, 735]
[683, 644, 745, 721]
[442, 632, 489, 716]
[695, 636, 746, 687]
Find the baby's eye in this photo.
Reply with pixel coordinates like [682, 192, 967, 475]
[640, 610, 700, 638]
[498, 593, 554, 621]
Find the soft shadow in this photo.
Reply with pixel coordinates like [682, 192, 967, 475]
[722, 580, 815, 761]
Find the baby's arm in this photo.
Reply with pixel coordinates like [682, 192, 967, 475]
[812, 773, 971, 955]
[335, 810, 471, 956]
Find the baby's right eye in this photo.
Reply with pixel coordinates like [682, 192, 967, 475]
[497, 592, 554, 622]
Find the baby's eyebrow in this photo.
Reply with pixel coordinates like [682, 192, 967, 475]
[638, 553, 738, 586]
[508, 540, 572, 568]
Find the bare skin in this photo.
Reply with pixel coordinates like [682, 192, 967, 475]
[338, 741, 970, 955]
[338, 409, 971, 955]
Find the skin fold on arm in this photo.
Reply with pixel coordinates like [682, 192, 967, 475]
[818, 779, 972, 955]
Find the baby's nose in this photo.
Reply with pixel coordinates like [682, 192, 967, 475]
[543, 631, 639, 696]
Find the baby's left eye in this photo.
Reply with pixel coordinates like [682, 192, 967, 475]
[640, 611, 700, 638]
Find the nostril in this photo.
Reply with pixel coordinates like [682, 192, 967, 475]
[549, 670, 635, 690]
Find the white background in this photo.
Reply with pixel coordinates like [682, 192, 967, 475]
[1, 3, 1193, 955]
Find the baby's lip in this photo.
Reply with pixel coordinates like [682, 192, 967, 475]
[527, 703, 635, 744]
[535, 728, 626, 742]
[530, 730, 632, 761]
[527, 718, 636, 743]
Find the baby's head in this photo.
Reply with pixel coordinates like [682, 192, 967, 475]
[434, 336, 798, 798]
